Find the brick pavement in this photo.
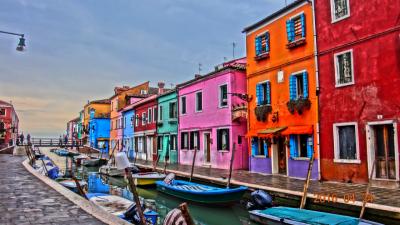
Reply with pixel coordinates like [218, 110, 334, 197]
[0, 154, 105, 225]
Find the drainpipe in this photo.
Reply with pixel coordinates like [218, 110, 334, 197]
[311, 0, 321, 180]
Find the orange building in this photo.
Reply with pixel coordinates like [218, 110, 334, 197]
[243, 0, 319, 179]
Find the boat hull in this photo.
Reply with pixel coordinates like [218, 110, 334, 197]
[156, 180, 247, 204]
[99, 166, 124, 177]
[132, 172, 166, 186]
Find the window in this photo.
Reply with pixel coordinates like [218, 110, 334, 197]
[195, 91, 202, 112]
[251, 137, 269, 157]
[181, 96, 187, 114]
[255, 32, 270, 56]
[334, 50, 354, 87]
[170, 135, 177, 150]
[142, 112, 146, 125]
[219, 84, 228, 107]
[135, 114, 139, 127]
[217, 129, 230, 151]
[286, 13, 306, 43]
[153, 107, 157, 122]
[331, 0, 350, 22]
[148, 108, 152, 123]
[189, 131, 200, 150]
[289, 134, 313, 159]
[138, 137, 143, 152]
[130, 116, 133, 127]
[256, 81, 271, 105]
[289, 71, 308, 100]
[181, 132, 189, 149]
[134, 137, 138, 151]
[0, 108, 5, 116]
[157, 136, 163, 150]
[333, 123, 359, 163]
[159, 105, 163, 121]
[169, 102, 177, 119]
[140, 89, 147, 95]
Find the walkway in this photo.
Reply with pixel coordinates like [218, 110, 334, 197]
[134, 159, 400, 212]
[0, 154, 105, 225]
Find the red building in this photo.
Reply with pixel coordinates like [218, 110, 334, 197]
[0, 100, 19, 148]
[316, 0, 400, 185]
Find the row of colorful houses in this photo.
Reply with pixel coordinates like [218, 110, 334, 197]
[67, 0, 400, 186]
[0, 100, 19, 148]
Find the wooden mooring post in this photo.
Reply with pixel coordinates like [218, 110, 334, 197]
[300, 153, 315, 209]
[227, 143, 236, 188]
[179, 203, 195, 225]
[360, 160, 376, 219]
[189, 146, 198, 182]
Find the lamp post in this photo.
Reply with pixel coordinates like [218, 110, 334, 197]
[0, 30, 26, 51]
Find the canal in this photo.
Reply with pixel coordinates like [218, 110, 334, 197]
[41, 148, 256, 225]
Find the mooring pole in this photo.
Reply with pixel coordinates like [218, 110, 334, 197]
[72, 177, 88, 200]
[125, 168, 147, 225]
[227, 143, 236, 188]
[300, 153, 315, 209]
[179, 202, 195, 225]
[360, 160, 376, 219]
[189, 146, 198, 182]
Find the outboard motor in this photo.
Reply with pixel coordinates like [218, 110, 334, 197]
[246, 190, 273, 210]
[124, 202, 142, 224]
[129, 165, 140, 174]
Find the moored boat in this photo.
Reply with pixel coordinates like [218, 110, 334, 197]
[155, 180, 248, 204]
[131, 172, 166, 186]
[249, 207, 383, 225]
[83, 158, 108, 167]
[99, 164, 125, 177]
[58, 179, 88, 193]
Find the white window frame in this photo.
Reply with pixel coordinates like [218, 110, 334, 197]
[333, 122, 361, 164]
[334, 49, 355, 87]
[216, 127, 230, 152]
[289, 11, 306, 42]
[142, 112, 146, 125]
[153, 106, 157, 122]
[290, 69, 307, 99]
[148, 108, 152, 123]
[257, 79, 271, 105]
[180, 96, 187, 115]
[330, 0, 351, 23]
[255, 31, 270, 56]
[218, 83, 228, 108]
[195, 90, 203, 113]
[135, 114, 139, 127]
[158, 105, 163, 121]
[169, 101, 178, 119]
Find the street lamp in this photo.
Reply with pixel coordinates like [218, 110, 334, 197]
[0, 30, 26, 51]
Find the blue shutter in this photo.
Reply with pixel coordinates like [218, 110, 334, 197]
[265, 32, 270, 52]
[251, 137, 259, 156]
[289, 135, 298, 158]
[286, 19, 295, 42]
[256, 84, 263, 105]
[263, 140, 269, 157]
[302, 71, 308, 98]
[266, 82, 271, 104]
[300, 13, 306, 38]
[255, 36, 261, 56]
[307, 135, 313, 158]
[289, 75, 297, 100]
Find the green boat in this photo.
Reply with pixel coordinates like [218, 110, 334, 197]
[249, 207, 383, 225]
[156, 180, 247, 205]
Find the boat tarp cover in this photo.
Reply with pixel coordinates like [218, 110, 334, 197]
[256, 207, 360, 225]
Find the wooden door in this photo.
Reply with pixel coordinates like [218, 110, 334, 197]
[278, 137, 287, 175]
[204, 133, 211, 163]
[374, 124, 396, 180]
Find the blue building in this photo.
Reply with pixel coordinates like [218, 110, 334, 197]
[122, 108, 135, 159]
[89, 109, 110, 154]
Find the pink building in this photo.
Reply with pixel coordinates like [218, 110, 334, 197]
[178, 58, 248, 170]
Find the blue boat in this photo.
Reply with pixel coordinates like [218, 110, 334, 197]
[156, 180, 248, 204]
[249, 207, 383, 225]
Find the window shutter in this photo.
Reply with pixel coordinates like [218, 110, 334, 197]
[256, 84, 263, 105]
[264, 140, 269, 157]
[266, 82, 271, 104]
[302, 71, 308, 98]
[255, 36, 261, 56]
[251, 137, 258, 156]
[300, 13, 306, 38]
[286, 19, 295, 42]
[289, 135, 298, 158]
[289, 76, 297, 100]
[307, 136, 313, 158]
[265, 32, 270, 52]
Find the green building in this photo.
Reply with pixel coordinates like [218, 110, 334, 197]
[77, 110, 84, 140]
[156, 90, 178, 164]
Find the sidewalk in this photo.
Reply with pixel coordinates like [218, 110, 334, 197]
[0, 154, 105, 225]
[134, 159, 400, 213]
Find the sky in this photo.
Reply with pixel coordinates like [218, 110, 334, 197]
[0, 0, 290, 137]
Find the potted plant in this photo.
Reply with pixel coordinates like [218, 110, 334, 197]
[254, 104, 272, 122]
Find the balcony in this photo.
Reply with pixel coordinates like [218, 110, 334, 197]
[232, 103, 247, 122]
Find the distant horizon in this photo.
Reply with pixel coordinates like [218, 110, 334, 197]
[0, 0, 290, 136]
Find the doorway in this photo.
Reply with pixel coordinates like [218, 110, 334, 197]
[277, 137, 287, 175]
[204, 133, 211, 164]
[367, 122, 399, 181]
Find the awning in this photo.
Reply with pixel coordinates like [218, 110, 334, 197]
[281, 125, 313, 135]
[246, 126, 287, 138]
[97, 138, 109, 141]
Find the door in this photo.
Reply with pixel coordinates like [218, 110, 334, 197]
[147, 136, 153, 161]
[278, 137, 287, 175]
[204, 133, 211, 164]
[373, 124, 396, 180]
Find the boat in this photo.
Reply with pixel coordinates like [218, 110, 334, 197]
[54, 149, 70, 156]
[99, 164, 125, 177]
[249, 207, 384, 225]
[83, 158, 108, 167]
[131, 172, 166, 186]
[87, 193, 158, 224]
[155, 180, 248, 204]
[58, 179, 87, 193]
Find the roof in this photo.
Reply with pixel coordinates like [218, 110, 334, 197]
[84, 98, 111, 107]
[157, 88, 177, 98]
[177, 58, 246, 90]
[109, 81, 150, 99]
[68, 117, 80, 123]
[0, 100, 13, 107]
[121, 95, 158, 112]
[242, 0, 308, 33]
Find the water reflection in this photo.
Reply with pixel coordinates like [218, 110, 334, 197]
[80, 166, 253, 225]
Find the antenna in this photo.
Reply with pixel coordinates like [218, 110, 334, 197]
[224, 57, 227, 62]
[232, 42, 236, 59]
[198, 63, 202, 74]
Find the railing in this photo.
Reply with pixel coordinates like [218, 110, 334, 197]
[17, 138, 84, 147]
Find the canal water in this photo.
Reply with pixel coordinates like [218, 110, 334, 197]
[41, 148, 256, 225]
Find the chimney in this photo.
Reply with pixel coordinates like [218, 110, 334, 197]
[157, 82, 165, 94]
[195, 74, 201, 79]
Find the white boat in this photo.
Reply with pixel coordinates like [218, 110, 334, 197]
[59, 179, 87, 192]
[87, 193, 134, 216]
[99, 164, 125, 177]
